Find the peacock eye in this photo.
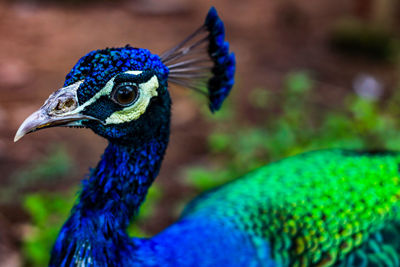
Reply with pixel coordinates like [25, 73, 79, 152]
[112, 83, 139, 106]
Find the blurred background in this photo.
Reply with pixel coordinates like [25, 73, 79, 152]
[1, 0, 400, 265]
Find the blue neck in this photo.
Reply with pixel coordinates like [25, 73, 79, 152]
[49, 131, 274, 266]
[77, 138, 167, 228]
[50, 134, 169, 266]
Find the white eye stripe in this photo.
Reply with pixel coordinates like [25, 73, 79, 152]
[62, 70, 159, 125]
[63, 70, 144, 116]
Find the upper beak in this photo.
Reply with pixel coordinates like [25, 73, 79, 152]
[14, 81, 101, 142]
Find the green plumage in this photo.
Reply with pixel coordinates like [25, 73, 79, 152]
[183, 149, 400, 266]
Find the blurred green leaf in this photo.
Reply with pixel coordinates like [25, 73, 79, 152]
[284, 71, 313, 94]
[208, 132, 232, 153]
[23, 191, 76, 267]
[185, 166, 232, 192]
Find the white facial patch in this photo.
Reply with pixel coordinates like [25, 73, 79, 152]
[61, 70, 159, 124]
[105, 75, 159, 125]
[64, 70, 144, 116]
[61, 70, 160, 125]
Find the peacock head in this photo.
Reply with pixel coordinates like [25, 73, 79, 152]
[15, 47, 172, 144]
[15, 7, 235, 145]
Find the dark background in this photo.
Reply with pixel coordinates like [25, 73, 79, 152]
[1, 0, 400, 265]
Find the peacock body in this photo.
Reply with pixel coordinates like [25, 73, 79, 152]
[14, 7, 400, 267]
[182, 149, 400, 266]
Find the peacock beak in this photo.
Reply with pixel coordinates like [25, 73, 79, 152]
[14, 81, 101, 142]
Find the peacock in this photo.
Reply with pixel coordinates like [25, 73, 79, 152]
[14, 6, 400, 267]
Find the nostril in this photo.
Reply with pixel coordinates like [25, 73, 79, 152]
[53, 97, 77, 114]
[64, 98, 75, 108]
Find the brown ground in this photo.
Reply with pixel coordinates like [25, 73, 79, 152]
[0, 0, 399, 265]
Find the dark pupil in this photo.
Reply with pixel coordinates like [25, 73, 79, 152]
[116, 85, 136, 105]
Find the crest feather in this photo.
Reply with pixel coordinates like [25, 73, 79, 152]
[161, 7, 236, 112]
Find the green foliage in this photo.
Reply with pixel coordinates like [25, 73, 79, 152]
[8, 145, 75, 266]
[22, 191, 76, 267]
[284, 71, 313, 94]
[184, 167, 231, 192]
[185, 70, 400, 193]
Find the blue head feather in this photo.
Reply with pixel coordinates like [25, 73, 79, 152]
[61, 46, 171, 143]
[64, 46, 169, 105]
